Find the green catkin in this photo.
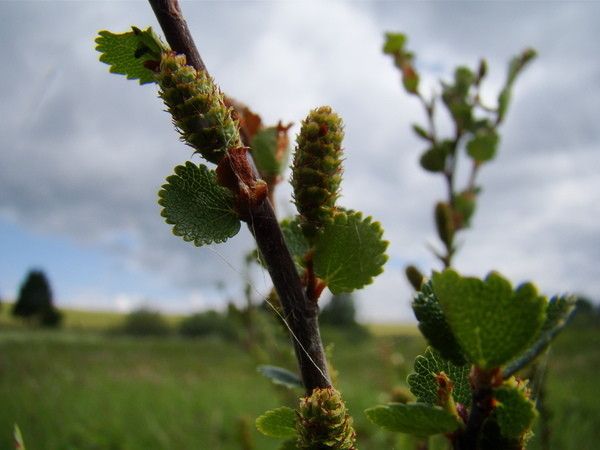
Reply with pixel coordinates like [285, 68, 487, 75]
[291, 106, 344, 240]
[297, 387, 357, 450]
[156, 52, 241, 164]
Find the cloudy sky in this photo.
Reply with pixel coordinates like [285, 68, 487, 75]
[1, 1, 598, 322]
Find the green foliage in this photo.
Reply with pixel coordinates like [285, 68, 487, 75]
[570, 296, 600, 327]
[432, 270, 546, 369]
[541, 295, 577, 334]
[387, 37, 537, 277]
[158, 162, 241, 246]
[498, 49, 537, 122]
[492, 383, 537, 440]
[14, 424, 25, 450]
[412, 281, 466, 365]
[382, 33, 419, 94]
[40, 307, 63, 328]
[13, 270, 51, 319]
[319, 293, 359, 329]
[278, 440, 297, 450]
[420, 141, 452, 173]
[255, 407, 297, 439]
[365, 403, 461, 436]
[466, 128, 500, 162]
[453, 191, 477, 228]
[1, 323, 596, 449]
[280, 218, 310, 272]
[313, 211, 388, 294]
[407, 347, 471, 407]
[257, 365, 303, 390]
[434, 202, 454, 248]
[179, 310, 236, 340]
[95, 27, 167, 84]
[13, 270, 62, 328]
[157, 52, 241, 164]
[504, 294, 577, 377]
[121, 308, 170, 337]
[251, 127, 289, 178]
[297, 387, 357, 450]
[412, 124, 430, 141]
[291, 106, 344, 240]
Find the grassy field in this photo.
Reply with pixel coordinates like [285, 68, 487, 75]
[0, 306, 598, 449]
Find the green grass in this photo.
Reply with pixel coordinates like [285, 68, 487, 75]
[0, 307, 598, 449]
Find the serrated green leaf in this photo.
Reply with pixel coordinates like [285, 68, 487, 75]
[541, 295, 576, 334]
[256, 407, 298, 439]
[280, 218, 310, 273]
[14, 425, 26, 450]
[257, 365, 303, 390]
[95, 27, 168, 84]
[493, 384, 537, 439]
[407, 347, 471, 407]
[432, 270, 547, 369]
[251, 127, 288, 177]
[158, 162, 241, 246]
[466, 129, 499, 162]
[365, 403, 461, 436]
[313, 211, 388, 294]
[412, 281, 467, 365]
[504, 295, 576, 377]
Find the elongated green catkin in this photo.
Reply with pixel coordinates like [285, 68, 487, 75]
[297, 387, 357, 450]
[291, 106, 344, 240]
[156, 52, 241, 164]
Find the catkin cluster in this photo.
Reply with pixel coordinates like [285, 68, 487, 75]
[156, 52, 241, 164]
[297, 387, 357, 450]
[291, 106, 344, 240]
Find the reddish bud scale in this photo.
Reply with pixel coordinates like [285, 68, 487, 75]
[216, 147, 267, 220]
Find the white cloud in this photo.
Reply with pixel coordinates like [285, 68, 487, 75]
[1, 1, 599, 321]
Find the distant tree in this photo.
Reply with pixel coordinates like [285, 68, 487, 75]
[319, 293, 360, 328]
[179, 310, 236, 340]
[13, 270, 62, 327]
[122, 308, 170, 336]
[572, 296, 599, 327]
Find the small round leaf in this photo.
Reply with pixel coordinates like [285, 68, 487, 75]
[313, 211, 388, 294]
[159, 162, 241, 246]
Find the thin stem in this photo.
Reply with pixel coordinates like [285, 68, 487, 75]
[148, 0, 206, 72]
[466, 160, 480, 193]
[454, 367, 501, 450]
[418, 92, 438, 145]
[148, 0, 331, 393]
